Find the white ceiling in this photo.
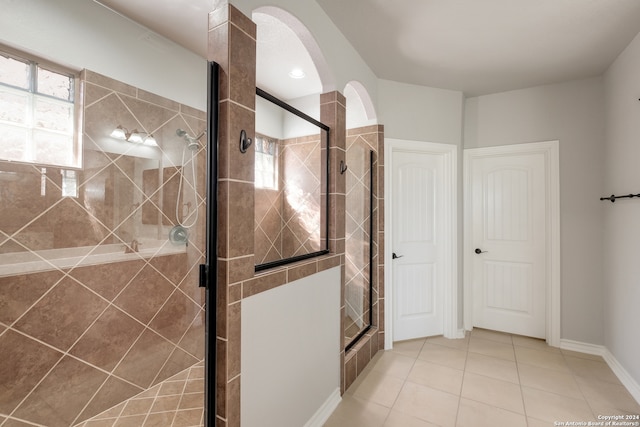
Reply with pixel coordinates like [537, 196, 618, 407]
[316, 0, 640, 95]
[94, 0, 640, 97]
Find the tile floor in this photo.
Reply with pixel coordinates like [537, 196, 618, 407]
[73, 362, 204, 427]
[325, 329, 640, 427]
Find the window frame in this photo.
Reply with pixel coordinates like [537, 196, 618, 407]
[254, 133, 279, 190]
[0, 44, 82, 169]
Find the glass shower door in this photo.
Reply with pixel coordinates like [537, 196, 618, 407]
[345, 145, 374, 351]
[0, 64, 210, 427]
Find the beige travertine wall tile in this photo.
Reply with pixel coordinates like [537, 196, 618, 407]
[83, 70, 137, 96]
[13, 277, 108, 351]
[69, 306, 144, 372]
[0, 330, 63, 415]
[228, 302, 241, 379]
[77, 376, 143, 422]
[228, 27, 255, 110]
[227, 181, 254, 259]
[287, 261, 318, 282]
[0, 270, 63, 323]
[345, 352, 358, 391]
[229, 283, 242, 303]
[181, 103, 207, 121]
[229, 5, 256, 38]
[12, 356, 108, 426]
[318, 254, 341, 271]
[178, 309, 206, 359]
[228, 256, 254, 284]
[216, 337, 228, 416]
[154, 347, 199, 386]
[242, 270, 287, 298]
[113, 329, 175, 388]
[208, 25, 230, 102]
[137, 88, 180, 111]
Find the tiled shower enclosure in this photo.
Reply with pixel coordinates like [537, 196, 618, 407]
[0, 71, 206, 426]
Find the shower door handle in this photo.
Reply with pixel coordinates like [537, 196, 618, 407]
[198, 264, 207, 288]
[392, 252, 404, 260]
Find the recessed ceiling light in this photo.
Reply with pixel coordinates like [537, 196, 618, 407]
[288, 68, 305, 79]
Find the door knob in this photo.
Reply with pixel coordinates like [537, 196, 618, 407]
[475, 248, 487, 254]
[392, 252, 404, 259]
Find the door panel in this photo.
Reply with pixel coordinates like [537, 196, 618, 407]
[471, 153, 546, 338]
[484, 261, 533, 314]
[392, 151, 443, 341]
[397, 263, 435, 316]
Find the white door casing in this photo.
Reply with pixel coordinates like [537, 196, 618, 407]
[463, 141, 560, 346]
[384, 139, 458, 349]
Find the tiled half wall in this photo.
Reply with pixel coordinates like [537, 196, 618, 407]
[0, 71, 206, 426]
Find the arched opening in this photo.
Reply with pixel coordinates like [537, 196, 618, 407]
[253, 6, 334, 105]
[344, 80, 378, 129]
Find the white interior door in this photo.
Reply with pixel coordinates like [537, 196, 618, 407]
[468, 149, 547, 338]
[392, 150, 444, 341]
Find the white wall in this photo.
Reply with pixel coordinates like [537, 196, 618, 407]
[464, 78, 606, 345]
[241, 267, 341, 427]
[378, 79, 464, 144]
[256, 95, 285, 138]
[603, 32, 640, 385]
[0, 0, 206, 110]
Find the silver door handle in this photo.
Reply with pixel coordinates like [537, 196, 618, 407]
[392, 252, 404, 259]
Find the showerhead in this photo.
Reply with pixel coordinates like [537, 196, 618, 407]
[185, 137, 200, 151]
[176, 129, 205, 150]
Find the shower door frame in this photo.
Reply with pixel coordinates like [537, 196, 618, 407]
[253, 87, 331, 272]
[345, 150, 375, 353]
[203, 60, 219, 427]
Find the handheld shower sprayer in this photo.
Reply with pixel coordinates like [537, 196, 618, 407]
[170, 128, 206, 239]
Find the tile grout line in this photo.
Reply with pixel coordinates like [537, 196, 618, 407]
[454, 331, 471, 427]
[382, 337, 426, 425]
[561, 348, 601, 421]
[512, 335, 532, 427]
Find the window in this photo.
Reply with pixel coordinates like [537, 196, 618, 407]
[0, 48, 80, 168]
[254, 135, 277, 189]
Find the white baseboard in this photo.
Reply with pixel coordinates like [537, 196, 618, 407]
[560, 339, 640, 405]
[602, 348, 640, 405]
[304, 388, 341, 427]
[559, 339, 606, 356]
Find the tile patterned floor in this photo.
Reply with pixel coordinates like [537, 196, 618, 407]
[325, 329, 640, 427]
[73, 362, 204, 427]
[17, 329, 637, 427]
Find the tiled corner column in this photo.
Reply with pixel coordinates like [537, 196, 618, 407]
[320, 92, 347, 393]
[343, 125, 386, 392]
[208, 4, 256, 427]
